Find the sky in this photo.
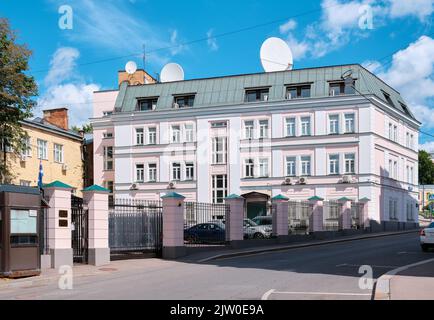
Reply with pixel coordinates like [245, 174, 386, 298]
[0, 0, 433, 149]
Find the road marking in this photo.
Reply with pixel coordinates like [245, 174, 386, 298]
[261, 289, 371, 299]
[261, 289, 275, 300]
[336, 263, 398, 269]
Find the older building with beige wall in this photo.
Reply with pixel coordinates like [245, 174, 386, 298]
[3, 108, 84, 195]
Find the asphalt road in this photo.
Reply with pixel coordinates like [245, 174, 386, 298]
[0, 232, 431, 300]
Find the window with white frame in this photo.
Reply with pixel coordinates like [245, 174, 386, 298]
[329, 154, 340, 175]
[344, 153, 355, 174]
[136, 128, 144, 145]
[388, 159, 393, 178]
[171, 125, 181, 143]
[212, 137, 227, 164]
[172, 163, 181, 181]
[393, 161, 398, 180]
[388, 123, 393, 140]
[406, 202, 414, 221]
[406, 165, 410, 183]
[21, 137, 31, 157]
[103, 146, 113, 170]
[185, 124, 194, 142]
[329, 115, 339, 134]
[185, 162, 194, 181]
[259, 120, 269, 139]
[148, 163, 157, 182]
[344, 114, 355, 133]
[393, 125, 398, 142]
[259, 159, 269, 177]
[285, 117, 296, 137]
[406, 132, 410, 148]
[410, 134, 414, 149]
[37, 139, 48, 160]
[245, 159, 254, 178]
[410, 167, 414, 184]
[244, 120, 254, 139]
[301, 156, 311, 176]
[286, 156, 296, 177]
[148, 127, 157, 145]
[54, 143, 64, 163]
[212, 175, 228, 204]
[301, 117, 311, 136]
[135, 164, 144, 182]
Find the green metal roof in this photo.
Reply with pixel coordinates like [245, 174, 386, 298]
[114, 64, 416, 121]
[43, 181, 73, 189]
[308, 196, 324, 201]
[338, 197, 353, 202]
[225, 194, 244, 199]
[161, 192, 185, 199]
[272, 194, 289, 201]
[83, 185, 110, 192]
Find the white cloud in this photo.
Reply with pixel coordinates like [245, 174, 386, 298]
[419, 141, 434, 152]
[37, 47, 101, 127]
[206, 29, 219, 51]
[279, 19, 297, 34]
[375, 36, 434, 127]
[362, 60, 383, 73]
[388, 0, 433, 21]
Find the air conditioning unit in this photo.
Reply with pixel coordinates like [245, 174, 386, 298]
[62, 163, 68, 171]
[130, 183, 138, 191]
[167, 182, 176, 190]
[263, 94, 269, 101]
[20, 154, 27, 162]
[342, 175, 352, 184]
[298, 177, 307, 185]
[173, 103, 180, 109]
[286, 92, 292, 100]
[152, 104, 157, 110]
[283, 177, 292, 185]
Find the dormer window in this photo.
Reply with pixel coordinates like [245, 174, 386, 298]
[174, 95, 195, 108]
[382, 90, 394, 107]
[329, 80, 355, 96]
[286, 85, 311, 99]
[245, 88, 269, 103]
[137, 97, 158, 111]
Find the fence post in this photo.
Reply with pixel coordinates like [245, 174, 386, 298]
[359, 197, 371, 230]
[161, 192, 186, 259]
[225, 194, 245, 244]
[43, 181, 73, 269]
[83, 185, 110, 266]
[308, 196, 324, 233]
[272, 195, 289, 240]
[338, 197, 352, 230]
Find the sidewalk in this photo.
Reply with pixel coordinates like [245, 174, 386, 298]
[183, 229, 419, 263]
[375, 258, 434, 300]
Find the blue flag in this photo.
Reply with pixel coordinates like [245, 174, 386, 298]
[37, 161, 44, 189]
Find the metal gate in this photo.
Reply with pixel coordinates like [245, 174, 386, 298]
[71, 195, 88, 263]
[109, 199, 163, 258]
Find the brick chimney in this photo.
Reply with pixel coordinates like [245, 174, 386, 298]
[118, 69, 157, 86]
[42, 108, 69, 130]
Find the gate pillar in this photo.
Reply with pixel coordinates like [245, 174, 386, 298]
[43, 181, 73, 269]
[308, 196, 324, 233]
[224, 194, 245, 244]
[338, 197, 352, 230]
[83, 185, 110, 266]
[272, 195, 289, 240]
[161, 192, 186, 259]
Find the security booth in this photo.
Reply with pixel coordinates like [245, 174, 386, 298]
[0, 185, 43, 278]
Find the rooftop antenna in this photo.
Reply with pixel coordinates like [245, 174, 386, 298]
[260, 37, 293, 72]
[142, 43, 146, 71]
[160, 63, 184, 83]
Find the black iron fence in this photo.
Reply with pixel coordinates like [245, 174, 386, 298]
[323, 201, 341, 231]
[288, 201, 312, 235]
[351, 201, 364, 229]
[109, 198, 163, 257]
[71, 195, 88, 263]
[184, 201, 229, 246]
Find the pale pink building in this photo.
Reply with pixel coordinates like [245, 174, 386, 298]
[90, 64, 420, 230]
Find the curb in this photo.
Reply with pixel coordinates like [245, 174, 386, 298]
[198, 230, 418, 263]
[374, 258, 434, 300]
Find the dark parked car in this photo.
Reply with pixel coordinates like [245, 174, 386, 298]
[184, 222, 225, 244]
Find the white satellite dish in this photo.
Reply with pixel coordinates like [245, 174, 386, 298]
[260, 37, 293, 72]
[125, 61, 138, 75]
[160, 63, 184, 83]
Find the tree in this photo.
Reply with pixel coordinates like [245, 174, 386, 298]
[71, 123, 92, 134]
[419, 150, 434, 185]
[0, 18, 38, 183]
